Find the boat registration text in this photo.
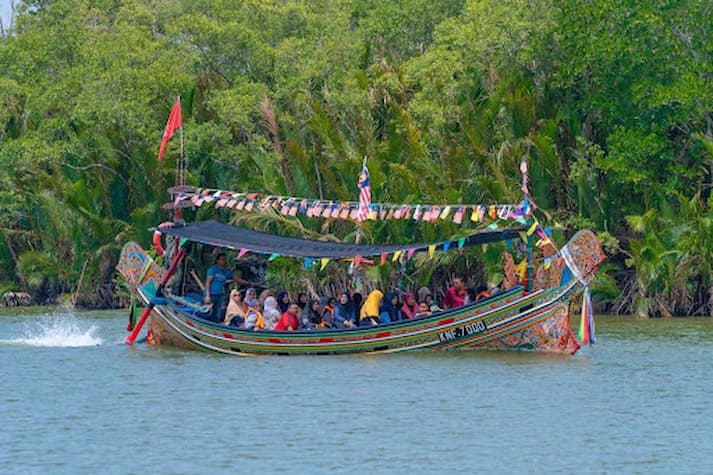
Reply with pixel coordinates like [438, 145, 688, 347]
[437, 321, 487, 342]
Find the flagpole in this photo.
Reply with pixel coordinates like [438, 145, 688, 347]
[175, 96, 184, 222]
[179, 96, 184, 189]
[355, 156, 368, 244]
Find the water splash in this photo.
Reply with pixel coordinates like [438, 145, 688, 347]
[4, 314, 102, 347]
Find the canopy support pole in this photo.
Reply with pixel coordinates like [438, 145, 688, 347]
[526, 234, 534, 291]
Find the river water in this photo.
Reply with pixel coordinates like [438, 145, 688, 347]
[1, 309, 711, 474]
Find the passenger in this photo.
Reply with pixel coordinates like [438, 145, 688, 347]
[243, 292, 265, 330]
[297, 292, 309, 309]
[359, 290, 383, 326]
[302, 298, 322, 328]
[318, 296, 335, 328]
[443, 276, 466, 309]
[204, 252, 234, 323]
[223, 289, 247, 327]
[378, 292, 402, 324]
[400, 292, 419, 320]
[426, 294, 441, 312]
[245, 287, 258, 307]
[415, 302, 432, 318]
[352, 292, 363, 318]
[334, 292, 356, 328]
[417, 287, 441, 312]
[464, 287, 477, 305]
[276, 291, 290, 313]
[417, 287, 432, 305]
[258, 288, 274, 309]
[274, 303, 301, 331]
[262, 296, 281, 330]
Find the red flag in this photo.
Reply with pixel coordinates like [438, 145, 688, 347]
[158, 98, 182, 161]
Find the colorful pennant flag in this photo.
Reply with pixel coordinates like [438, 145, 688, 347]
[527, 221, 538, 236]
[453, 207, 464, 224]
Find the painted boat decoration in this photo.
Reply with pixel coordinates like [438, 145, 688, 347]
[116, 219, 605, 356]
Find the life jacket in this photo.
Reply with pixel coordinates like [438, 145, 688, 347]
[321, 306, 334, 326]
[476, 290, 491, 301]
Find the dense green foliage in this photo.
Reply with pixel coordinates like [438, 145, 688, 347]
[0, 0, 711, 314]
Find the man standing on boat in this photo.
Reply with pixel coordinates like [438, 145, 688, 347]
[204, 253, 234, 323]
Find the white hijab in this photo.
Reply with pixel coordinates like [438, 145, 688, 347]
[263, 296, 281, 330]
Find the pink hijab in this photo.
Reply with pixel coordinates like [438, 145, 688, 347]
[401, 293, 419, 319]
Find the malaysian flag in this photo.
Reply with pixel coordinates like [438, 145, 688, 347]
[357, 160, 371, 222]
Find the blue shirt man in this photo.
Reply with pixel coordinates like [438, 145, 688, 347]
[204, 253, 233, 322]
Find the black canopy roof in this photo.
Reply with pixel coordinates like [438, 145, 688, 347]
[158, 220, 527, 259]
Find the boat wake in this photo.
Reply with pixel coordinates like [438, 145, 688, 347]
[1, 314, 103, 347]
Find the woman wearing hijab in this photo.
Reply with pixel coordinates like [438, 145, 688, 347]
[318, 296, 335, 328]
[258, 288, 273, 308]
[401, 292, 419, 319]
[378, 292, 402, 324]
[359, 290, 383, 326]
[223, 289, 247, 327]
[263, 296, 281, 330]
[352, 292, 363, 318]
[297, 292, 308, 310]
[243, 288, 265, 330]
[334, 291, 356, 328]
[276, 291, 290, 314]
[245, 287, 259, 308]
[302, 298, 322, 329]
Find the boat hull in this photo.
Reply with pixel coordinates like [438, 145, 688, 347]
[136, 284, 578, 355]
[117, 229, 604, 356]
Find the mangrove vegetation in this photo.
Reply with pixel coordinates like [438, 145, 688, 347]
[0, 0, 712, 315]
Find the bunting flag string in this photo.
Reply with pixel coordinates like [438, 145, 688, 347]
[178, 187, 534, 226]
[173, 187, 564, 271]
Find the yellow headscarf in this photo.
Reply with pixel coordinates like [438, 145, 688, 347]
[360, 290, 383, 320]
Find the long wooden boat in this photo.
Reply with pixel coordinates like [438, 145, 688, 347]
[116, 220, 605, 356]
